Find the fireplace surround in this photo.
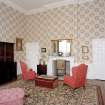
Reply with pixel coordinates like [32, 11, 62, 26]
[47, 56, 74, 76]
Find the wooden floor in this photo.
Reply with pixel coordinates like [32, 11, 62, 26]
[87, 79, 105, 105]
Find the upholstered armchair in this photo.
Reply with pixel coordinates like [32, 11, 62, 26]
[20, 61, 37, 80]
[64, 64, 88, 89]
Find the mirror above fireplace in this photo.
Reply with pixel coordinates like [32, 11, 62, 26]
[51, 39, 72, 56]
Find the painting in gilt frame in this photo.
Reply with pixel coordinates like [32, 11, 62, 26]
[41, 48, 46, 53]
[16, 38, 23, 51]
[82, 46, 89, 53]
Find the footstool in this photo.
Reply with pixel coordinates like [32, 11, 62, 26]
[35, 75, 58, 89]
[0, 88, 24, 105]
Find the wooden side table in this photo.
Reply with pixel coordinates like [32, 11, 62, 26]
[37, 64, 47, 75]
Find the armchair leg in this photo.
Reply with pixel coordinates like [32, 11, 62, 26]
[83, 86, 86, 90]
[73, 88, 77, 91]
[63, 82, 67, 86]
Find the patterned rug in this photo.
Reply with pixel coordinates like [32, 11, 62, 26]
[0, 80, 103, 105]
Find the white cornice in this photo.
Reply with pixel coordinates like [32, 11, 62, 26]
[0, 0, 94, 15]
[26, 0, 94, 15]
[0, 0, 26, 14]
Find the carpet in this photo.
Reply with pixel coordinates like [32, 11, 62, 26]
[0, 80, 103, 105]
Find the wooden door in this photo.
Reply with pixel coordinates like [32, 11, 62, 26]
[5, 43, 14, 62]
[0, 42, 4, 61]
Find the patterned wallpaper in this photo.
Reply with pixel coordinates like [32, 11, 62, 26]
[26, 0, 105, 64]
[0, 0, 105, 64]
[0, 2, 26, 62]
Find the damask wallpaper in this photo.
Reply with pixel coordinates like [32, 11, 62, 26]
[0, 2, 26, 62]
[26, 0, 105, 64]
[0, 0, 105, 65]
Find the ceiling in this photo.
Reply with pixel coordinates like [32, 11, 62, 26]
[9, 0, 94, 11]
[0, 0, 94, 14]
[10, 0, 69, 10]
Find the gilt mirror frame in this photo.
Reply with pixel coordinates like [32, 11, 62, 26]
[51, 39, 72, 56]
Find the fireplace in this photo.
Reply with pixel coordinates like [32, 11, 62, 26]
[56, 60, 65, 76]
[47, 56, 74, 76]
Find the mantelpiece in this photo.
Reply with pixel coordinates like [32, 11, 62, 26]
[47, 56, 74, 76]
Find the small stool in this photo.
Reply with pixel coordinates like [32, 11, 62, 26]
[0, 88, 24, 105]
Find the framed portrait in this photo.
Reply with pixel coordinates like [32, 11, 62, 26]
[41, 48, 46, 53]
[16, 38, 23, 51]
[82, 46, 89, 53]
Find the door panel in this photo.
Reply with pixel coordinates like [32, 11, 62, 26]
[92, 39, 105, 80]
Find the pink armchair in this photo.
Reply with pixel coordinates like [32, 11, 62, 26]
[20, 61, 37, 80]
[64, 64, 88, 89]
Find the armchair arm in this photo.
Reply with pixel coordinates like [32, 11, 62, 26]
[64, 75, 75, 87]
[29, 69, 33, 71]
[28, 69, 37, 77]
[64, 75, 74, 82]
[64, 75, 73, 79]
